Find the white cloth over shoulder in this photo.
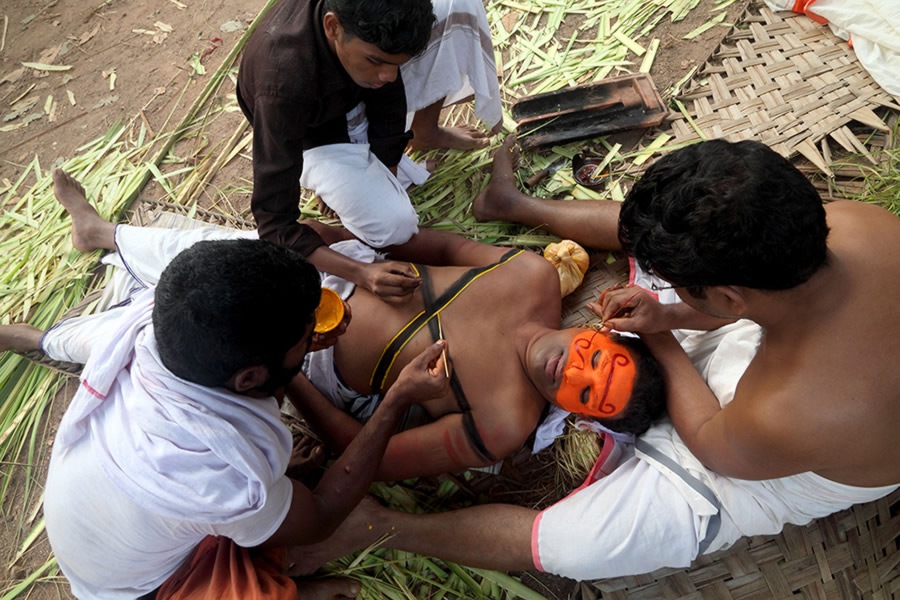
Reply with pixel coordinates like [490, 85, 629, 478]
[53, 288, 292, 523]
[763, 0, 900, 96]
[402, 0, 503, 129]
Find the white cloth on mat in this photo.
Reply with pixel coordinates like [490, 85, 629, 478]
[762, 0, 900, 96]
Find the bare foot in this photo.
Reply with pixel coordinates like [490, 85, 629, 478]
[286, 434, 326, 481]
[52, 169, 116, 252]
[285, 497, 390, 576]
[294, 577, 360, 600]
[409, 125, 491, 151]
[472, 134, 530, 222]
[0, 324, 45, 353]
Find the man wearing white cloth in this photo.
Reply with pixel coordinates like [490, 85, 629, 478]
[20, 170, 451, 599]
[238, 0, 502, 302]
[283, 139, 900, 581]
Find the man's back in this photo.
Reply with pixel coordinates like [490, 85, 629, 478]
[730, 201, 900, 487]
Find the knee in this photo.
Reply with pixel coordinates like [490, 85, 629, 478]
[356, 212, 419, 248]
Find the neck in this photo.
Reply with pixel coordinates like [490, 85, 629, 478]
[744, 252, 841, 333]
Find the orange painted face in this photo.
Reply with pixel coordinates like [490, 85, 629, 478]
[555, 330, 636, 418]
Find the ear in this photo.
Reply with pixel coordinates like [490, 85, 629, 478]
[322, 12, 342, 42]
[713, 285, 750, 317]
[229, 365, 269, 393]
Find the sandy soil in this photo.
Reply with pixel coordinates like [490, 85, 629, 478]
[0, 0, 748, 597]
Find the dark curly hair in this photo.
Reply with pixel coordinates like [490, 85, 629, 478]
[323, 0, 435, 57]
[153, 239, 320, 387]
[592, 333, 665, 436]
[618, 140, 829, 298]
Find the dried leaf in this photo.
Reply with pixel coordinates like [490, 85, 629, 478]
[154, 21, 173, 33]
[21, 62, 72, 72]
[92, 95, 119, 109]
[1, 67, 26, 84]
[67, 89, 76, 106]
[219, 20, 243, 33]
[79, 23, 101, 45]
[36, 45, 61, 64]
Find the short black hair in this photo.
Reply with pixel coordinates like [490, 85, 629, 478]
[323, 0, 435, 56]
[593, 334, 665, 435]
[619, 140, 829, 298]
[153, 239, 320, 387]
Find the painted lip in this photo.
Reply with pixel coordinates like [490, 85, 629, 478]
[545, 350, 565, 385]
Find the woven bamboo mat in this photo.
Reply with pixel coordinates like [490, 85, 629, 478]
[663, 3, 900, 177]
[561, 252, 630, 328]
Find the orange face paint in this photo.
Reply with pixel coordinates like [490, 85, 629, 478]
[555, 330, 636, 418]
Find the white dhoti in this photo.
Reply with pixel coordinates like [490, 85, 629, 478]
[300, 0, 502, 249]
[41, 224, 253, 363]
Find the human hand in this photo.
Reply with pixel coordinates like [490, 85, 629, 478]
[387, 340, 451, 406]
[360, 260, 421, 303]
[587, 284, 672, 333]
[309, 301, 352, 353]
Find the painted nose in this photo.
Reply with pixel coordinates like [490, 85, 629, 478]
[379, 65, 398, 82]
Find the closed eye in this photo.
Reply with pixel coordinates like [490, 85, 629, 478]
[580, 386, 591, 405]
[591, 350, 601, 369]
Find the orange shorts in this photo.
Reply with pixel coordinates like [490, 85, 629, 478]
[155, 536, 296, 600]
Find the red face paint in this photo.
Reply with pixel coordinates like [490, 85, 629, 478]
[555, 330, 635, 418]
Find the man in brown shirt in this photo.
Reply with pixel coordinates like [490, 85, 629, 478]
[238, 0, 502, 302]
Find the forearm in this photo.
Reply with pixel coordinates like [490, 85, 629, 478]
[301, 219, 356, 246]
[640, 332, 721, 447]
[308, 387, 409, 528]
[287, 375, 361, 453]
[307, 245, 364, 284]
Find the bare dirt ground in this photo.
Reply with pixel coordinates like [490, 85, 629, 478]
[0, 0, 747, 597]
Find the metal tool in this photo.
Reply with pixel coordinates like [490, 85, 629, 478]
[525, 156, 567, 187]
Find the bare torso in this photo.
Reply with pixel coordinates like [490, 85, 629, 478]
[333, 250, 561, 458]
[733, 201, 900, 487]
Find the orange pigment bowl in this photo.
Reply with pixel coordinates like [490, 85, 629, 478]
[314, 287, 344, 333]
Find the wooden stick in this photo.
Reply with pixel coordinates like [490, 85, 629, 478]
[437, 314, 450, 378]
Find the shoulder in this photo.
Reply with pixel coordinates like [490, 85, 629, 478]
[240, 0, 321, 94]
[479, 387, 545, 458]
[826, 200, 900, 233]
[509, 248, 559, 283]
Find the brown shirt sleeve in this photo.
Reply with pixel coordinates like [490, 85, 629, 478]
[246, 93, 326, 258]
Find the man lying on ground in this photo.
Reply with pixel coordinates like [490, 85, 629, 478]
[282, 137, 900, 581]
[8, 170, 450, 600]
[239, 0, 503, 302]
[5, 176, 667, 487]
